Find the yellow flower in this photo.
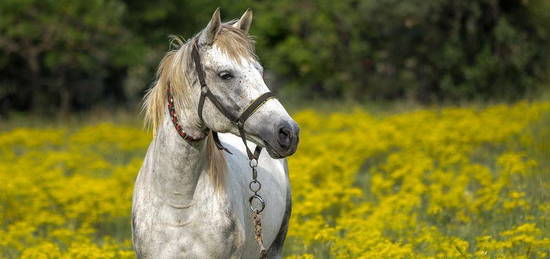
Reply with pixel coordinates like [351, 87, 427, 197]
[1, 101, 549, 258]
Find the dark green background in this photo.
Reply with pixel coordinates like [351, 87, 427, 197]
[1, 0, 549, 115]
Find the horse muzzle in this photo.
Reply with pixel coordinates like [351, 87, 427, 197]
[264, 119, 300, 159]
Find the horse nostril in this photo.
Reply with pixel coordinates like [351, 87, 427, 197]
[277, 123, 292, 149]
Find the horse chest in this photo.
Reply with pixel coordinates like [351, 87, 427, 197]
[151, 196, 244, 258]
[171, 175, 246, 258]
[132, 135, 291, 258]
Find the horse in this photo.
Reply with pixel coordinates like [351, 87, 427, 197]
[131, 8, 300, 259]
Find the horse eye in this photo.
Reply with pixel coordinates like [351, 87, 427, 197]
[218, 71, 233, 80]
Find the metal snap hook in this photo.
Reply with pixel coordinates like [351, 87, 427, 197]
[249, 194, 265, 213]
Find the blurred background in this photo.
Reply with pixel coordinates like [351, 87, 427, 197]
[1, 0, 549, 118]
[2, 1, 550, 258]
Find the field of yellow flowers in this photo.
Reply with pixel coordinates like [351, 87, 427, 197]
[1, 101, 550, 258]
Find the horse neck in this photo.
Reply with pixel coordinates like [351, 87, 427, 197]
[149, 110, 208, 206]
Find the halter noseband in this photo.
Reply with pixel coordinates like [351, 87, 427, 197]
[167, 40, 275, 160]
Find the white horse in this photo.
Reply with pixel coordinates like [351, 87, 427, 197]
[132, 8, 299, 259]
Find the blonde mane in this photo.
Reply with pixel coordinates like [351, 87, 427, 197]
[142, 24, 256, 190]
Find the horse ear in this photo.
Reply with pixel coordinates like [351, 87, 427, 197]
[233, 9, 253, 34]
[199, 8, 221, 45]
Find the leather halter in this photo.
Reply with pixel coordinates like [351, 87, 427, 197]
[167, 40, 275, 160]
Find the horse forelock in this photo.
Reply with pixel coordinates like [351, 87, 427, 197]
[213, 24, 257, 64]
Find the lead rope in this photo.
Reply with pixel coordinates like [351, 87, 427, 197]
[253, 210, 267, 258]
[248, 157, 267, 258]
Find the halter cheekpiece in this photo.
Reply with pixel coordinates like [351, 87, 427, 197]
[166, 39, 272, 258]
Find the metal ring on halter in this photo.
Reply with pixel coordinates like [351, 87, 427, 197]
[249, 194, 265, 213]
[249, 180, 261, 193]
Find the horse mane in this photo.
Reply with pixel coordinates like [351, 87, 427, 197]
[142, 24, 256, 191]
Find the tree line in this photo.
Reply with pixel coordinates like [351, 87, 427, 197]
[1, 0, 549, 115]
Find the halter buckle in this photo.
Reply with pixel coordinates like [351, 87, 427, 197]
[236, 120, 244, 128]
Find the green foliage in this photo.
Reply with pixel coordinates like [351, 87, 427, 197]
[121, 0, 249, 46]
[1, 0, 549, 114]
[0, 0, 147, 113]
[252, 0, 550, 101]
